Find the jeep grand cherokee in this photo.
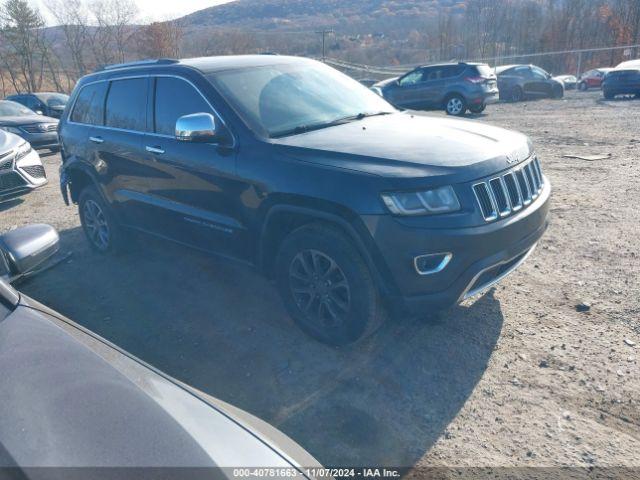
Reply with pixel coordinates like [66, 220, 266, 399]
[58, 56, 550, 346]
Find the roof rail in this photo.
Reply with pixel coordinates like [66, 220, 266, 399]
[95, 58, 179, 72]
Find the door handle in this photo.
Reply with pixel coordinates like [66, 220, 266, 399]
[145, 145, 165, 155]
[89, 136, 104, 144]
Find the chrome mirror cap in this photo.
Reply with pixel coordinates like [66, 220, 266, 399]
[175, 113, 217, 142]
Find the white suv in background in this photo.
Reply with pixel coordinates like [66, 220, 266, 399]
[0, 130, 47, 202]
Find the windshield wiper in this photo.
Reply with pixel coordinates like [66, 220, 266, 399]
[271, 111, 394, 138]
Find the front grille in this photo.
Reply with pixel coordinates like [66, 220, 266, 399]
[0, 172, 27, 191]
[21, 123, 57, 133]
[0, 159, 13, 171]
[473, 156, 545, 222]
[20, 165, 46, 178]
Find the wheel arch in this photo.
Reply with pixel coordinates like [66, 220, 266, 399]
[258, 204, 397, 297]
[442, 90, 466, 106]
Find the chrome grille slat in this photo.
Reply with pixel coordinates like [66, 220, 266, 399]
[473, 183, 498, 221]
[21, 123, 57, 133]
[489, 177, 510, 216]
[524, 163, 538, 199]
[473, 156, 545, 222]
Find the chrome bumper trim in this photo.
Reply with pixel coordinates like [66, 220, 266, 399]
[460, 244, 537, 301]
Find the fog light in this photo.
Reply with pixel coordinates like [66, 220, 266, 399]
[414, 252, 452, 275]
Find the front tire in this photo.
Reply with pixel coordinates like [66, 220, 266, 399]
[444, 94, 467, 116]
[510, 86, 524, 102]
[552, 84, 564, 99]
[78, 186, 124, 254]
[275, 224, 382, 346]
[578, 82, 588, 91]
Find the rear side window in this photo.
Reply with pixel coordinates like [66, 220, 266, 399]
[105, 78, 147, 131]
[71, 82, 108, 125]
[153, 77, 212, 136]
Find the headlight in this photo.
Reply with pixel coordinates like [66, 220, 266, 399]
[381, 186, 461, 216]
[0, 126, 22, 134]
[14, 142, 32, 161]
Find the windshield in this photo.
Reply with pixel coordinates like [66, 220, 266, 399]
[207, 61, 395, 138]
[0, 100, 37, 117]
[39, 93, 69, 107]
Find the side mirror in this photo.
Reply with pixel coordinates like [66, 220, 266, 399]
[0, 224, 59, 282]
[175, 113, 217, 142]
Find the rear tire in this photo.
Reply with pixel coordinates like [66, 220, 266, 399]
[275, 224, 383, 346]
[469, 103, 486, 114]
[78, 185, 125, 254]
[444, 94, 467, 116]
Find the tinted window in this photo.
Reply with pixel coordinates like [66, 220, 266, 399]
[424, 67, 443, 80]
[23, 95, 42, 109]
[71, 82, 108, 125]
[531, 66, 549, 79]
[442, 65, 465, 78]
[105, 78, 147, 131]
[154, 77, 212, 136]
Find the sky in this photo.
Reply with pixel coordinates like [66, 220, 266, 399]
[33, 0, 234, 25]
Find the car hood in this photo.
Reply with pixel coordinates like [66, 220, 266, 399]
[0, 293, 321, 472]
[271, 112, 532, 185]
[0, 129, 25, 152]
[0, 115, 58, 126]
[373, 76, 399, 88]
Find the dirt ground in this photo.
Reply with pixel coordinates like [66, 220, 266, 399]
[1, 90, 639, 474]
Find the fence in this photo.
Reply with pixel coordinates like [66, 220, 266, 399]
[325, 44, 640, 80]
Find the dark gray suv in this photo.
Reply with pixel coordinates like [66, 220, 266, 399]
[59, 56, 549, 346]
[372, 62, 499, 115]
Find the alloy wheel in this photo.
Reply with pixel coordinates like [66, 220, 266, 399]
[83, 199, 110, 250]
[289, 249, 351, 328]
[446, 97, 464, 115]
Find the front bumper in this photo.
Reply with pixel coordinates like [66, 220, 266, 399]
[363, 180, 550, 314]
[0, 149, 47, 201]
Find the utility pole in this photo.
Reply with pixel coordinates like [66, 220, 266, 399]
[316, 29, 334, 61]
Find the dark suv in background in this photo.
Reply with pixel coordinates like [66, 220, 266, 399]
[602, 59, 640, 99]
[496, 64, 564, 102]
[372, 62, 498, 115]
[59, 56, 550, 345]
[5, 92, 69, 119]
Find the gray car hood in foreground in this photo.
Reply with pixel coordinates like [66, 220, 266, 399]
[272, 112, 532, 183]
[0, 292, 320, 474]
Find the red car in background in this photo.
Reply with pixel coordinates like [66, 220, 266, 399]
[577, 68, 613, 90]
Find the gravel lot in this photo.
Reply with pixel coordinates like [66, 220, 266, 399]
[1, 90, 639, 472]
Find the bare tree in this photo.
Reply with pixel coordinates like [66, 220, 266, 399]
[88, 0, 137, 66]
[44, 0, 90, 77]
[136, 19, 183, 58]
[0, 0, 49, 92]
